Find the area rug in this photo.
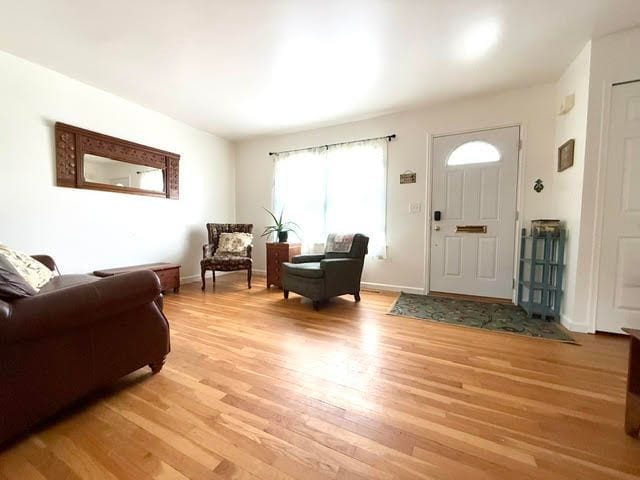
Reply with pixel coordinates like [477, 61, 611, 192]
[388, 292, 576, 343]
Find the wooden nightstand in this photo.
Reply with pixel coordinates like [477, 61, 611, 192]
[266, 242, 301, 289]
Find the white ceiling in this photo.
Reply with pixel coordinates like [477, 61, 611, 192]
[1, 1, 639, 140]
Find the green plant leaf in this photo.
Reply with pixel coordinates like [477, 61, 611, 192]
[262, 206, 301, 238]
[261, 226, 278, 237]
[263, 207, 281, 228]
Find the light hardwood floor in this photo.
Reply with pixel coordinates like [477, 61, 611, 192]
[1, 273, 639, 479]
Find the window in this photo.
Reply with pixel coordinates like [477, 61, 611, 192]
[138, 169, 165, 192]
[447, 140, 500, 166]
[273, 139, 387, 257]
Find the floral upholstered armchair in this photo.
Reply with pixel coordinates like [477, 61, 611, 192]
[201, 223, 253, 290]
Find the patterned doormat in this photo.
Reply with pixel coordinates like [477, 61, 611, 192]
[388, 292, 576, 343]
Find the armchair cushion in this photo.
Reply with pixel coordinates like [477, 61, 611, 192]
[282, 262, 324, 279]
[216, 232, 253, 256]
[202, 254, 252, 271]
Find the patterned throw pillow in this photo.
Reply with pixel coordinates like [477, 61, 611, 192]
[0, 245, 53, 291]
[325, 233, 355, 253]
[0, 254, 37, 300]
[216, 232, 253, 256]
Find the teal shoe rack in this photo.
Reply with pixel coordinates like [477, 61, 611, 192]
[517, 228, 565, 321]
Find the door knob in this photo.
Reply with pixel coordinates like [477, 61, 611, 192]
[433, 225, 441, 231]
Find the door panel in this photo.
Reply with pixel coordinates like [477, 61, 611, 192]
[627, 96, 640, 121]
[615, 239, 640, 310]
[596, 81, 640, 333]
[430, 126, 519, 299]
[446, 171, 464, 219]
[477, 237, 498, 280]
[622, 138, 640, 212]
[444, 236, 463, 277]
[479, 168, 500, 219]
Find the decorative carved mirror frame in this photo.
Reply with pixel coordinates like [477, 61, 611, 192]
[55, 122, 180, 199]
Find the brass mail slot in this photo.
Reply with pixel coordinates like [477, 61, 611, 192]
[456, 225, 487, 233]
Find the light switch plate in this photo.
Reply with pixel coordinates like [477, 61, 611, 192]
[409, 202, 422, 214]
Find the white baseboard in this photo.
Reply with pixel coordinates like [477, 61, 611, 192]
[181, 271, 234, 285]
[244, 270, 422, 295]
[561, 314, 592, 333]
[361, 281, 424, 295]
[181, 274, 200, 284]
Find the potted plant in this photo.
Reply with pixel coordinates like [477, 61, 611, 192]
[261, 208, 300, 243]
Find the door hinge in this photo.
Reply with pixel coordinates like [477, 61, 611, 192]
[515, 211, 519, 221]
[518, 139, 523, 150]
[512, 278, 516, 289]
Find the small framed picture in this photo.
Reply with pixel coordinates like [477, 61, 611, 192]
[558, 139, 575, 172]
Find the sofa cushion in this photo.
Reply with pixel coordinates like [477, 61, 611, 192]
[38, 274, 100, 294]
[282, 262, 325, 279]
[0, 245, 53, 290]
[0, 254, 37, 300]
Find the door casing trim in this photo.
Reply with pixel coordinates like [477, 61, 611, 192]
[585, 79, 640, 333]
[423, 123, 524, 304]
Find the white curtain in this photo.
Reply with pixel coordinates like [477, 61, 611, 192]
[273, 138, 387, 257]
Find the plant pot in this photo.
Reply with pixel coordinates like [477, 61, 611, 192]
[277, 231, 289, 243]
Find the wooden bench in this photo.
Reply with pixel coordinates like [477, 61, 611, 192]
[94, 263, 181, 294]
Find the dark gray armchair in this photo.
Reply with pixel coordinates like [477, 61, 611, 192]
[281, 234, 369, 310]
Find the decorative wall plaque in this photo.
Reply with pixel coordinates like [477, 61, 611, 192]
[400, 171, 416, 184]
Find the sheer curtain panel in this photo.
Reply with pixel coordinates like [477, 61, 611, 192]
[273, 138, 387, 257]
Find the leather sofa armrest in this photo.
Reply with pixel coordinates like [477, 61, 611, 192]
[0, 270, 162, 344]
[31, 255, 57, 272]
[292, 254, 325, 264]
[0, 299, 11, 323]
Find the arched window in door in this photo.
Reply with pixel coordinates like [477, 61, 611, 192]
[447, 141, 501, 166]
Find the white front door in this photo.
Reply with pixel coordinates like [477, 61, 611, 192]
[596, 81, 640, 333]
[430, 126, 519, 299]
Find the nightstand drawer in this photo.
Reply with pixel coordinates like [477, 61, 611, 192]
[266, 242, 301, 288]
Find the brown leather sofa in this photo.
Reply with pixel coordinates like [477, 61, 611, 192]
[0, 255, 170, 446]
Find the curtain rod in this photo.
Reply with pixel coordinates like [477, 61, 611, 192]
[268, 134, 396, 156]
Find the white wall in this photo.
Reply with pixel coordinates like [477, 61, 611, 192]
[573, 27, 640, 332]
[236, 84, 557, 292]
[0, 51, 236, 279]
[552, 42, 591, 331]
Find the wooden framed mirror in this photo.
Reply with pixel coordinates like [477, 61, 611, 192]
[55, 122, 180, 199]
